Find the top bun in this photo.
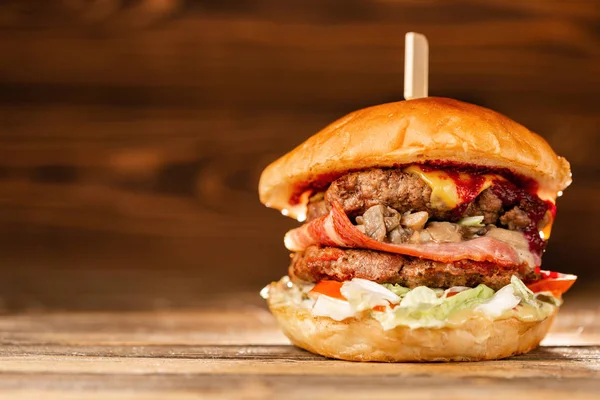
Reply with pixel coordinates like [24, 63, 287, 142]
[259, 97, 571, 219]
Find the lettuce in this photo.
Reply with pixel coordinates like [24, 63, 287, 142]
[535, 292, 563, 307]
[399, 286, 443, 309]
[312, 295, 354, 321]
[268, 275, 561, 329]
[373, 277, 561, 329]
[510, 275, 535, 304]
[381, 283, 411, 297]
[341, 278, 400, 312]
[374, 285, 494, 329]
[475, 284, 520, 318]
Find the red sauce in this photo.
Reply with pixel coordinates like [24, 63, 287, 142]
[443, 170, 488, 204]
[419, 164, 490, 205]
[417, 161, 540, 194]
[534, 267, 560, 279]
[490, 180, 549, 256]
[546, 200, 557, 219]
[291, 161, 541, 204]
[289, 162, 552, 257]
[290, 171, 347, 205]
[415, 163, 549, 256]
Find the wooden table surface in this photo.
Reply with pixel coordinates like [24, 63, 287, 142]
[0, 292, 598, 399]
[0, 2, 598, 399]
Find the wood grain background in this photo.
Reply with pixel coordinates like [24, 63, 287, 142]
[0, 0, 598, 311]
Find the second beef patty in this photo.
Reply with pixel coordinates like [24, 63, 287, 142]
[290, 245, 539, 290]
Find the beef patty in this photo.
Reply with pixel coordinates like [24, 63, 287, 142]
[290, 246, 540, 290]
[306, 168, 546, 232]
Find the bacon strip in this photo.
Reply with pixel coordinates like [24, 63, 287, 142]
[284, 201, 538, 267]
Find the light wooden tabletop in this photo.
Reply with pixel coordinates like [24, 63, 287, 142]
[0, 292, 598, 399]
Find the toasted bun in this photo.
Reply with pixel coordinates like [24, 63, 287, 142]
[267, 294, 556, 362]
[259, 97, 571, 219]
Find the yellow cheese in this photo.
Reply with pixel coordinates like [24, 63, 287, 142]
[536, 191, 557, 240]
[405, 165, 555, 238]
[540, 212, 554, 240]
[404, 165, 501, 210]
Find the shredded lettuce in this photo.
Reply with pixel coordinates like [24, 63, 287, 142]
[312, 295, 354, 321]
[341, 278, 400, 312]
[510, 275, 535, 304]
[535, 292, 563, 307]
[434, 285, 495, 316]
[399, 286, 443, 309]
[375, 285, 495, 329]
[381, 283, 411, 297]
[475, 284, 520, 318]
[442, 286, 471, 298]
[268, 275, 560, 330]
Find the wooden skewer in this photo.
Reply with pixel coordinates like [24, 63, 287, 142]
[404, 32, 429, 100]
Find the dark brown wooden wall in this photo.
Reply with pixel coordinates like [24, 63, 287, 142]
[0, 0, 598, 310]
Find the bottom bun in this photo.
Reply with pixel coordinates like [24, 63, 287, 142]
[267, 296, 556, 362]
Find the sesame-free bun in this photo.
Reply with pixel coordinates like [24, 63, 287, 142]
[267, 287, 556, 362]
[259, 97, 571, 219]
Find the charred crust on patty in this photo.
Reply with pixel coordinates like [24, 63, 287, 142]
[290, 245, 541, 290]
[306, 168, 548, 236]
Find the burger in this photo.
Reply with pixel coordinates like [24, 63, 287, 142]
[258, 97, 576, 362]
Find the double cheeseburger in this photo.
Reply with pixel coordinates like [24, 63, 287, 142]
[259, 97, 576, 362]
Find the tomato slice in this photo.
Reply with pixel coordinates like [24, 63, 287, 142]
[527, 271, 577, 297]
[308, 280, 346, 300]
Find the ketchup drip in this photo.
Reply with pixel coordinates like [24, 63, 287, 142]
[546, 200, 557, 219]
[419, 161, 540, 194]
[291, 162, 541, 205]
[290, 162, 552, 258]
[490, 180, 549, 256]
[534, 267, 560, 279]
[422, 163, 551, 257]
[445, 171, 487, 204]
[442, 172, 489, 220]
[290, 171, 346, 205]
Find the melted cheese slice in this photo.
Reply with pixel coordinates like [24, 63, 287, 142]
[536, 190, 558, 240]
[404, 165, 502, 210]
[540, 211, 554, 240]
[405, 166, 556, 240]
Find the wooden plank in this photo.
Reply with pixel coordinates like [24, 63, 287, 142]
[0, 344, 597, 399]
[0, 304, 596, 398]
[0, 179, 597, 235]
[0, 371, 597, 400]
[0, 346, 598, 377]
[0, 297, 597, 345]
[0, 2, 598, 113]
[0, 106, 597, 168]
[0, 343, 598, 367]
[0, 0, 597, 313]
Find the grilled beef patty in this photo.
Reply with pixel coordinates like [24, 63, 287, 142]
[306, 168, 546, 233]
[290, 245, 540, 290]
